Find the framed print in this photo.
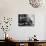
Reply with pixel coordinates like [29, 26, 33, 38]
[18, 14, 35, 26]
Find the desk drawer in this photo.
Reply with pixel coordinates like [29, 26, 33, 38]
[16, 43, 28, 46]
[38, 43, 46, 46]
[24, 43, 28, 46]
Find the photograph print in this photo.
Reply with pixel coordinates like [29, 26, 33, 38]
[18, 14, 35, 26]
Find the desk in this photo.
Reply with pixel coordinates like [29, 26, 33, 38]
[14, 40, 46, 46]
[5, 39, 46, 46]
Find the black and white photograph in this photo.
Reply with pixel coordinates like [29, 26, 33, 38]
[18, 14, 35, 26]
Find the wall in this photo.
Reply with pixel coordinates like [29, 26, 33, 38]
[0, 0, 46, 40]
[44, 15, 46, 40]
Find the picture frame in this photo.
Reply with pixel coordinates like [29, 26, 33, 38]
[18, 14, 35, 26]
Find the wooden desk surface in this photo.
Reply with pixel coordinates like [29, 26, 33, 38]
[5, 39, 46, 46]
[6, 39, 46, 43]
[12, 40, 46, 43]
